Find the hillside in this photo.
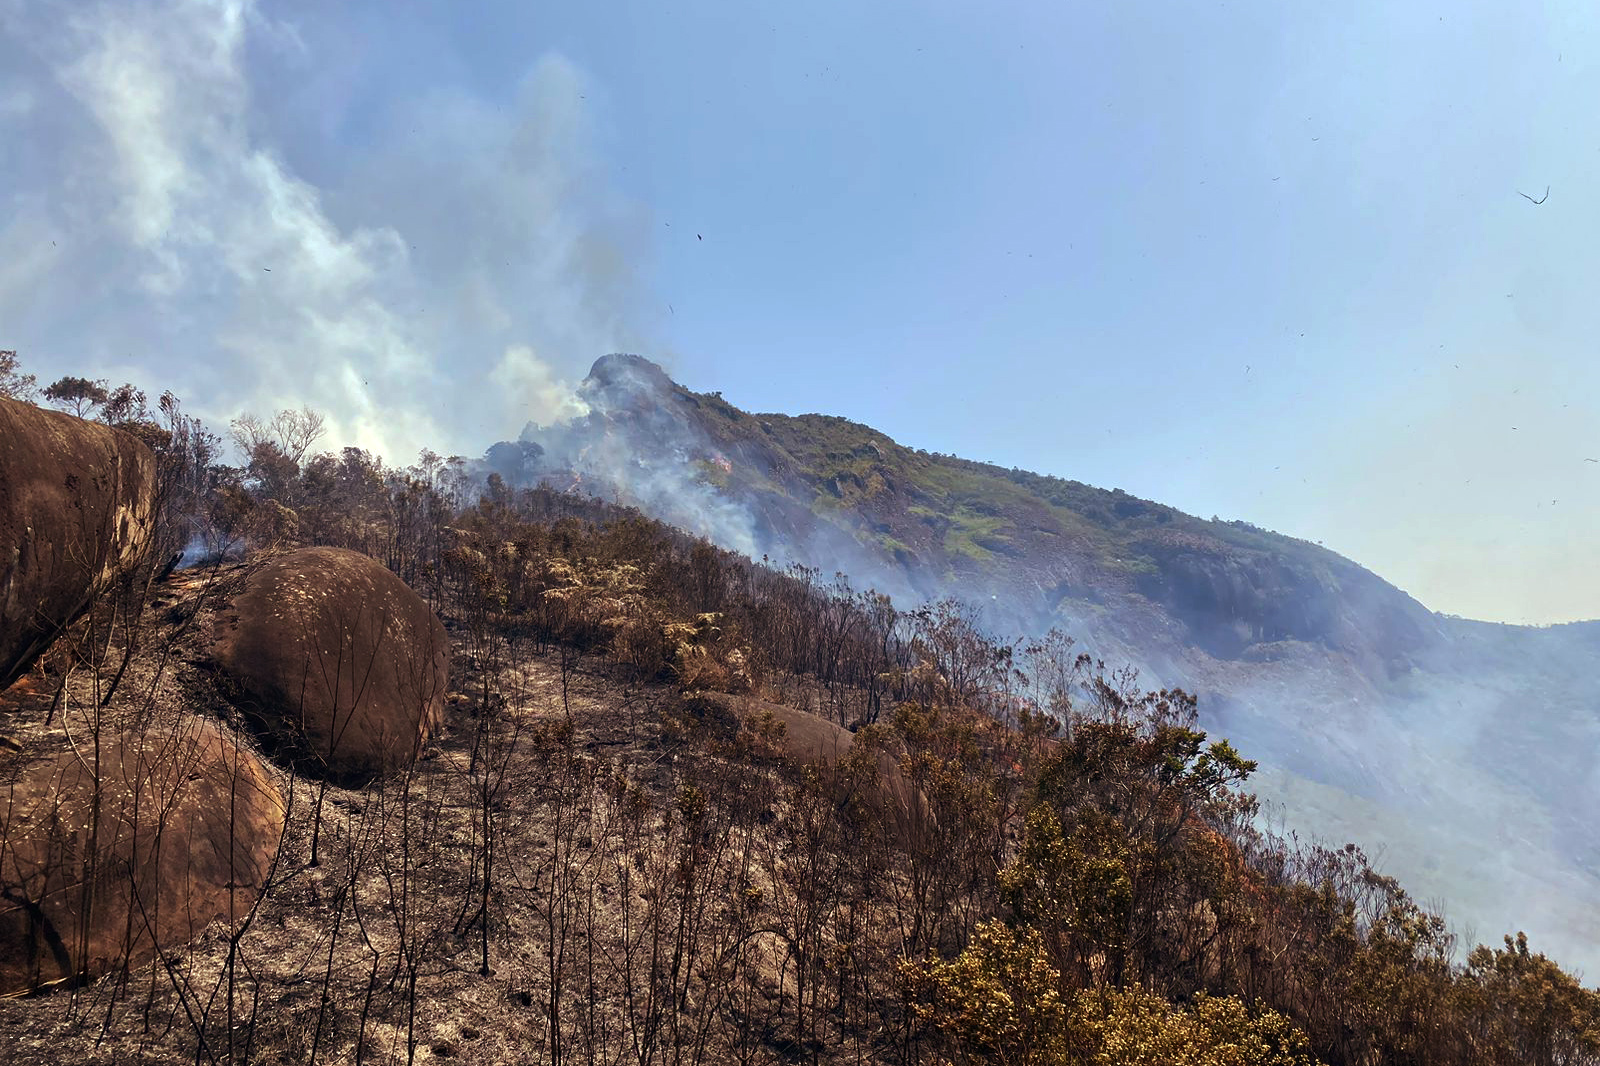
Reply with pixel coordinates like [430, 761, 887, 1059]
[4, 379, 1600, 1064]
[500, 354, 1441, 677]
[496, 354, 1600, 975]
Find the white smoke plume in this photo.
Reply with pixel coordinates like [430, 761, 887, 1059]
[0, 0, 635, 461]
[491, 347, 592, 427]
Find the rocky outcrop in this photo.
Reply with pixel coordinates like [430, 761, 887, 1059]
[0, 398, 157, 689]
[0, 723, 284, 995]
[1130, 529, 1440, 667]
[688, 691, 921, 824]
[210, 547, 449, 781]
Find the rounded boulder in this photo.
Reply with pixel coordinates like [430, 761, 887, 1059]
[0, 722, 285, 995]
[0, 397, 157, 689]
[689, 690, 921, 826]
[211, 547, 449, 780]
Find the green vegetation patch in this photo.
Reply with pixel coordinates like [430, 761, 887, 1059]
[944, 509, 1011, 562]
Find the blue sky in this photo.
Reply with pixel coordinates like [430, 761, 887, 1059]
[3, 0, 1597, 623]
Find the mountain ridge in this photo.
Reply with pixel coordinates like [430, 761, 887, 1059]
[487, 352, 1600, 974]
[508, 355, 1460, 669]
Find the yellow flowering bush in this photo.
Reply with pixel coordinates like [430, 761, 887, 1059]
[901, 920, 1072, 1066]
[1071, 988, 1321, 1066]
[905, 921, 1322, 1066]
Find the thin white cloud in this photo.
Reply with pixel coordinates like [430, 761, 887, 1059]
[0, 84, 33, 117]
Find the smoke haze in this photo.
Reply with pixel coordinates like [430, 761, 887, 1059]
[0, 0, 623, 461]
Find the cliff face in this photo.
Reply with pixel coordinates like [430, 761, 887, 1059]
[0, 397, 157, 688]
[1127, 527, 1439, 669]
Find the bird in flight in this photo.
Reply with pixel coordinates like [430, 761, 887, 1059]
[1518, 186, 1550, 205]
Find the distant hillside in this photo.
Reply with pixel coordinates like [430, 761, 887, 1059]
[499, 355, 1447, 672]
[495, 353, 1600, 974]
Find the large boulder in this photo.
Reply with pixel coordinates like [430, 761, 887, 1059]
[689, 690, 921, 825]
[0, 397, 157, 689]
[210, 547, 449, 780]
[0, 722, 285, 994]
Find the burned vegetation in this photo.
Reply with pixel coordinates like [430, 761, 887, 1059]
[1, 375, 1599, 1066]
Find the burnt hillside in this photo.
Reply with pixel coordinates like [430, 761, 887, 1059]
[491, 356, 1600, 975]
[2, 370, 1597, 1065]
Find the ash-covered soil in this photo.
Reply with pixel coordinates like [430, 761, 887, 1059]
[0, 560, 870, 1066]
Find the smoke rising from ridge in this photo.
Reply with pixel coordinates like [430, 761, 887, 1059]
[0, 0, 632, 461]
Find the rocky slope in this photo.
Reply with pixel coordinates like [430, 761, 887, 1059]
[0, 399, 450, 996]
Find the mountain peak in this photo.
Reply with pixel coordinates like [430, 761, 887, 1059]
[585, 353, 673, 391]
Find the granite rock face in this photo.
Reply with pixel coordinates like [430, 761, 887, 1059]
[688, 690, 922, 826]
[0, 723, 285, 994]
[0, 397, 157, 689]
[210, 547, 450, 780]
